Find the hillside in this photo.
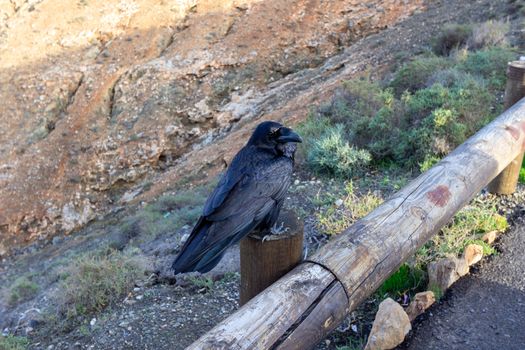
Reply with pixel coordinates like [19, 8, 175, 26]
[0, 0, 422, 254]
[1, 0, 524, 349]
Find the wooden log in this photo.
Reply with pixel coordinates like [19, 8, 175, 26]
[240, 210, 304, 306]
[488, 61, 525, 194]
[187, 263, 337, 350]
[187, 99, 525, 350]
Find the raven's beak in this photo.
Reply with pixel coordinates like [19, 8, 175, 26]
[278, 128, 303, 143]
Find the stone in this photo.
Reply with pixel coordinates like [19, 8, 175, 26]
[405, 291, 436, 321]
[428, 256, 469, 293]
[463, 244, 483, 266]
[482, 230, 498, 244]
[365, 298, 411, 350]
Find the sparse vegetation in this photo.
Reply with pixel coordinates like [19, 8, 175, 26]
[372, 201, 507, 300]
[376, 264, 426, 299]
[8, 276, 39, 306]
[57, 248, 148, 318]
[467, 20, 509, 50]
[316, 182, 383, 235]
[118, 186, 210, 242]
[422, 202, 508, 263]
[0, 336, 29, 350]
[299, 21, 517, 175]
[433, 24, 472, 56]
[390, 55, 451, 93]
[307, 125, 372, 177]
[337, 336, 368, 350]
[188, 276, 215, 292]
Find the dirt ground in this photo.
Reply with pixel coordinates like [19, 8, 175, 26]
[399, 211, 525, 350]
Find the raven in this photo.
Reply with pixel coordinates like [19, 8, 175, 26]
[172, 121, 302, 274]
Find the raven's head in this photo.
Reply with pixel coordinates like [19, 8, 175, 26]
[248, 121, 302, 156]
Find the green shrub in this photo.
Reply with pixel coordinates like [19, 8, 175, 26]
[418, 203, 508, 264]
[376, 264, 426, 298]
[57, 248, 148, 317]
[419, 155, 441, 172]
[467, 20, 509, 50]
[119, 188, 207, 241]
[425, 67, 477, 88]
[307, 125, 371, 178]
[296, 112, 333, 158]
[309, 49, 503, 168]
[390, 56, 451, 94]
[8, 277, 39, 306]
[433, 24, 472, 56]
[459, 47, 517, 90]
[0, 336, 29, 350]
[316, 183, 382, 235]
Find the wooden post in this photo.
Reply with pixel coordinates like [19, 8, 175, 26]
[488, 60, 525, 194]
[240, 210, 304, 306]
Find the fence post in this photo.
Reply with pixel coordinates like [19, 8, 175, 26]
[239, 210, 304, 306]
[488, 60, 525, 194]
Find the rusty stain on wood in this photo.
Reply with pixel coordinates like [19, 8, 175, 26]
[506, 125, 520, 140]
[426, 185, 451, 207]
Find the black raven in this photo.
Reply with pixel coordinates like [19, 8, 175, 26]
[172, 121, 302, 274]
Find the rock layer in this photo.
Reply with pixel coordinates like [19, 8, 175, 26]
[0, 0, 423, 252]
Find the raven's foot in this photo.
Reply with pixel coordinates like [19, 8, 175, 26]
[270, 222, 289, 235]
[261, 222, 289, 241]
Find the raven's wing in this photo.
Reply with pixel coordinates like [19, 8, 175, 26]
[172, 155, 292, 273]
[202, 147, 250, 217]
[203, 155, 292, 242]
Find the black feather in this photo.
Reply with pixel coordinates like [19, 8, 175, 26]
[172, 121, 301, 274]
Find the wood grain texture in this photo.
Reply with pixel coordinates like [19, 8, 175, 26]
[240, 211, 304, 305]
[275, 280, 348, 350]
[187, 263, 335, 350]
[488, 61, 525, 194]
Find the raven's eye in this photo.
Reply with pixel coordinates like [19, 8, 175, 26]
[269, 127, 280, 136]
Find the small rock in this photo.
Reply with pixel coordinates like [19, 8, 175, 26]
[365, 298, 411, 350]
[135, 295, 143, 300]
[482, 231, 498, 245]
[428, 256, 469, 292]
[405, 291, 435, 321]
[463, 244, 483, 266]
[335, 199, 344, 207]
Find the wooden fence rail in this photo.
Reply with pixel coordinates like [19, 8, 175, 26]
[187, 63, 525, 350]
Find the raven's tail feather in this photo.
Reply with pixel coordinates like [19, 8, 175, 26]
[172, 217, 258, 274]
[171, 217, 211, 274]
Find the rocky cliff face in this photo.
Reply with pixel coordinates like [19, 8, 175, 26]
[0, 0, 423, 254]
